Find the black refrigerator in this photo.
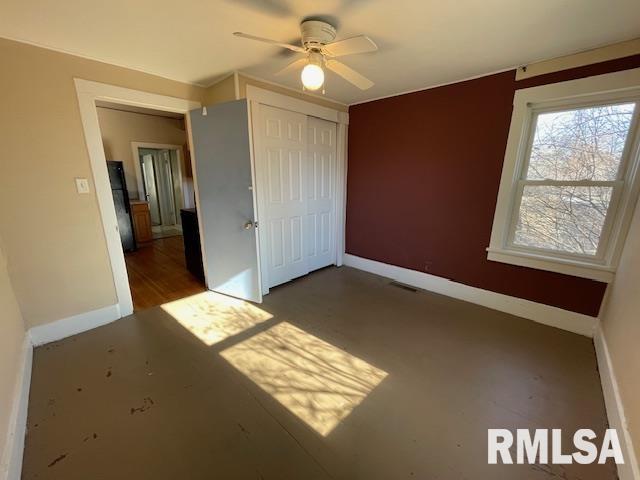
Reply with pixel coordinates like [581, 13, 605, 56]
[107, 161, 136, 252]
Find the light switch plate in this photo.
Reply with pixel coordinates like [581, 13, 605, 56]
[75, 177, 90, 194]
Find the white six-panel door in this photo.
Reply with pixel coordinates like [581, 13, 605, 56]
[257, 105, 309, 288]
[254, 104, 337, 290]
[306, 117, 337, 272]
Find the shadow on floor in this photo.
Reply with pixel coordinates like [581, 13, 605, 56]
[22, 266, 616, 480]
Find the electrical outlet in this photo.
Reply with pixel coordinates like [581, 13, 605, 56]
[75, 177, 90, 194]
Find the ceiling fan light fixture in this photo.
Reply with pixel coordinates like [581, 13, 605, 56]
[300, 63, 324, 91]
[234, 20, 377, 92]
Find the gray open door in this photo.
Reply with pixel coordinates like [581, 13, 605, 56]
[189, 100, 262, 302]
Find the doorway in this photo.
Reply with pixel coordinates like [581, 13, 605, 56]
[135, 145, 186, 239]
[76, 80, 347, 318]
[95, 100, 205, 311]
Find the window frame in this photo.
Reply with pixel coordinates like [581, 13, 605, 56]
[487, 68, 640, 283]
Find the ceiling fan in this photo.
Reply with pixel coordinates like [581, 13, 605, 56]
[233, 20, 377, 92]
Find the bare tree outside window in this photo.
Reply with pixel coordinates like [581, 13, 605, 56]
[513, 103, 636, 255]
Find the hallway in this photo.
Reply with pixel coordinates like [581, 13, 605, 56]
[124, 236, 205, 310]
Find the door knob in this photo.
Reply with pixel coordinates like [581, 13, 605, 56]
[244, 221, 254, 230]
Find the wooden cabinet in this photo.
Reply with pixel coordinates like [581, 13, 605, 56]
[130, 201, 153, 244]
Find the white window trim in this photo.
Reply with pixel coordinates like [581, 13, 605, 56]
[488, 67, 640, 283]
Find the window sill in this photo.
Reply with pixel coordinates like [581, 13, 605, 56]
[486, 248, 615, 283]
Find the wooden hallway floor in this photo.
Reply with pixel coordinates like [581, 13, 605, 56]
[124, 236, 205, 310]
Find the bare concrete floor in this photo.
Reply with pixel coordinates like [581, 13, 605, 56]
[22, 267, 615, 479]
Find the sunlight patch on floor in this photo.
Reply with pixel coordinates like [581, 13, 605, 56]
[161, 291, 272, 346]
[220, 322, 388, 436]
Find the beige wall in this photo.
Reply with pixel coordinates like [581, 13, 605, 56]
[0, 237, 26, 466]
[0, 38, 205, 327]
[203, 74, 236, 106]
[236, 73, 349, 112]
[0, 38, 345, 330]
[96, 107, 187, 200]
[600, 198, 640, 462]
[203, 73, 350, 113]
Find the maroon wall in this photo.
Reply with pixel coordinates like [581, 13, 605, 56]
[346, 54, 640, 317]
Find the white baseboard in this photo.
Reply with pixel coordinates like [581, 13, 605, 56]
[594, 326, 640, 480]
[0, 304, 120, 479]
[0, 335, 33, 480]
[29, 304, 120, 346]
[343, 254, 598, 337]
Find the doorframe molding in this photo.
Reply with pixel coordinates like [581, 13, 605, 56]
[245, 85, 349, 294]
[74, 78, 200, 316]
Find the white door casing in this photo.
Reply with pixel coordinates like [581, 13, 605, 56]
[157, 150, 177, 226]
[256, 105, 309, 288]
[140, 153, 161, 225]
[306, 117, 337, 272]
[169, 150, 184, 224]
[75, 79, 201, 316]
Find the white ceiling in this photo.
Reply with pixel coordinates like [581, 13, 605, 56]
[2, 0, 639, 105]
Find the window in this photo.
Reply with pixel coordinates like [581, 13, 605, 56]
[488, 70, 640, 282]
[513, 103, 634, 255]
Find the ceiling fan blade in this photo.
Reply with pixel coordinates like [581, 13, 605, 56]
[233, 0, 292, 17]
[322, 35, 377, 57]
[275, 58, 308, 76]
[325, 60, 374, 90]
[233, 32, 306, 53]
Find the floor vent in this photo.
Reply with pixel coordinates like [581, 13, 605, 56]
[389, 281, 419, 293]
